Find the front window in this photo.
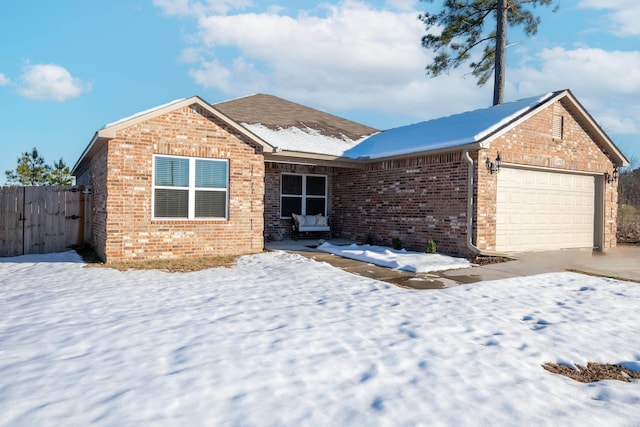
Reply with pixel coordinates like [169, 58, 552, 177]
[153, 155, 228, 219]
[280, 173, 327, 218]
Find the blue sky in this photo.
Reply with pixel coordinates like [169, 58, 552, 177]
[1, 0, 638, 183]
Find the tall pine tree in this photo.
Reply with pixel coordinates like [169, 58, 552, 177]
[420, 0, 557, 105]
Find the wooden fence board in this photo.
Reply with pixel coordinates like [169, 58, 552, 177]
[0, 185, 92, 257]
[64, 187, 84, 250]
[0, 187, 24, 257]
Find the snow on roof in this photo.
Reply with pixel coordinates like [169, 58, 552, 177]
[345, 92, 555, 159]
[242, 122, 372, 156]
[101, 98, 186, 130]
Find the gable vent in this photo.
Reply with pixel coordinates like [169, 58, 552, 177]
[553, 114, 563, 139]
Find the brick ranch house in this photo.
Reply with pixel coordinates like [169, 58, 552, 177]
[72, 90, 628, 263]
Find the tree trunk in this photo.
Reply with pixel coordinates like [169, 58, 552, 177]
[493, 0, 507, 105]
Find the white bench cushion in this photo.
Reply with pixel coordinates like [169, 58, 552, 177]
[292, 214, 330, 232]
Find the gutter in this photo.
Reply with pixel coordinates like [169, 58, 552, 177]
[463, 149, 508, 257]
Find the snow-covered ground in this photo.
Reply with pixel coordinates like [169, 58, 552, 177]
[317, 242, 471, 273]
[1, 251, 639, 426]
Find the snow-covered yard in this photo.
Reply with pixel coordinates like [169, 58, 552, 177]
[1, 250, 639, 426]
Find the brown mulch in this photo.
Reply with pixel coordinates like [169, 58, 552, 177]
[76, 246, 240, 272]
[542, 362, 640, 383]
[91, 255, 239, 272]
[468, 255, 513, 266]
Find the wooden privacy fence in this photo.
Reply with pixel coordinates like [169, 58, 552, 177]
[0, 185, 92, 257]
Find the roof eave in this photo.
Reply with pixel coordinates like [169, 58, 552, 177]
[265, 150, 364, 169]
[71, 132, 102, 176]
[358, 141, 486, 163]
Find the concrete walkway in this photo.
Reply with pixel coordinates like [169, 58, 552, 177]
[266, 239, 640, 289]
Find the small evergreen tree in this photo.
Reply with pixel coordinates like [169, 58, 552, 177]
[4, 148, 74, 186]
[5, 147, 51, 186]
[48, 158, 73, 186]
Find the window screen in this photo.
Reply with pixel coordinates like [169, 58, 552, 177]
[195, 190, 226, 218]
[196, 159, 227, 188]
[280, 174, 326, 218]
[154, 188, 189, 218]
[155, 157, 189, 187]
[306, 175, 326, 196]
[282, 174, 303, 195]
[154, 155, 228, 220]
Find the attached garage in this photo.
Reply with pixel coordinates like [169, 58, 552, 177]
[496, 167, 599, 252]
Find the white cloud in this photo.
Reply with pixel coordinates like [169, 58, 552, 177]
[0, 73, 10, 86]
[156, 0, 639, 140]
[182, 1, 493, 122]
[578, 0, 640, 36]
[189, 57, 269, 94]
[509, 47, 640, 134]
[18, 64, 92, 102]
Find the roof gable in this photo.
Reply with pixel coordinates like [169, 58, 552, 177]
[553, 91, 629, 167]
[95, 96, 271, 149]
[72, 96, 274, 175]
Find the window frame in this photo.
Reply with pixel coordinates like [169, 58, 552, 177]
[280, 173, 327, 219]
[152, 154, 229, 220]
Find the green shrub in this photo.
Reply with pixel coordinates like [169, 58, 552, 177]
[425, 239, 437, 254]
[391, 236, 402, 250]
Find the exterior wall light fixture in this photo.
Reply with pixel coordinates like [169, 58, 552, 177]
[486, 152, 502, 174]
[604, 168, 618, 184]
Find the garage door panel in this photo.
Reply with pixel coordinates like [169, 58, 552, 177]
[496, 168, 595, 252]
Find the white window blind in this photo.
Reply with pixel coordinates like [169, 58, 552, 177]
[153, 155, 228, 219]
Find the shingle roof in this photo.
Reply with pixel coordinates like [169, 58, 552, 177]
[344, 92, 558, 159]
[213, 94, 379, 155]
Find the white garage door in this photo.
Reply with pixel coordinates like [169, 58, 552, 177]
[496, 168, 595, 252]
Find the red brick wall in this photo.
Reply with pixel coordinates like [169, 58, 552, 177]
[476, 99, 619, 250]
[77, 104, 265, 262]
[76, 143, 108, 261]
[75, 97, 619, 259]
[264, 162, 334, 240]
[333, 152, 470, 255]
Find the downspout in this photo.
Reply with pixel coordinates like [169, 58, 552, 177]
[464, 149, 506, 257]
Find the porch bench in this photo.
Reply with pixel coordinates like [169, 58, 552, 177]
[292, 213, 331, 240]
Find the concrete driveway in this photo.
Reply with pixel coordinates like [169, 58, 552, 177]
[442, 245, 640, 285]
